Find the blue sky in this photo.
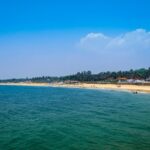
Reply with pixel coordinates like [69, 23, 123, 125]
[0, 0, 150, 78]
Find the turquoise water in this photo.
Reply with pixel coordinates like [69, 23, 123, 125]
[0, 86, 150, 150]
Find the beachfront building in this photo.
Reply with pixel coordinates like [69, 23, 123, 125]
[118, 78, 146, 84]
[64, 80, 79, 84]
[126, 79, 146, 84]
[146, 77, 150, 82]
[117, 77, 128, 83]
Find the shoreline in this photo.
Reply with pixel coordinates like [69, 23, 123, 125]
[0, 82, 150, 94]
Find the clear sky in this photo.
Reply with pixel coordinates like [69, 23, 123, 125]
[0, 0, 150, 79]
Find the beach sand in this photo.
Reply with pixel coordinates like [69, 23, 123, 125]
[50, 83, 150, 93]
[0, 82, 150, 93]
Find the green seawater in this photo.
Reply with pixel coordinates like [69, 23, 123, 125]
[0, 86, 150, 150]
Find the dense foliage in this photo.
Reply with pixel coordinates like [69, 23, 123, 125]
[0, 68, 150, 83]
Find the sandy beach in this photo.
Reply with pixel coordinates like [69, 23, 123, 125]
[50, 83, 150, 93]
[0, 82, 150, 93]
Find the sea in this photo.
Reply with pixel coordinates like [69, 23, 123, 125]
[0, 85, 150, 150]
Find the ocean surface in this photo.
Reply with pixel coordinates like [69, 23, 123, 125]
[0, 86, 150, 150]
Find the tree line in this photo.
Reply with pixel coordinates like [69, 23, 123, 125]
[0, 67, 150, 83]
